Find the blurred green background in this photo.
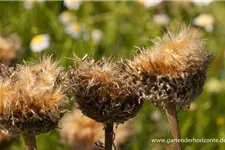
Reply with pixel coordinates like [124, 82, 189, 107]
[0, 1, 225, 150]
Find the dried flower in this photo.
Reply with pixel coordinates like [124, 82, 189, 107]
[127, 25, 212, 149]
[64, 0, 82, 10]
[68, 56, 143, 124]
[0, 35, 21, 64]
[0, 56, 68, 135]
[30, 34, 50, 53]
[128, 26, 212, 108]
[59, 109, 132, 150]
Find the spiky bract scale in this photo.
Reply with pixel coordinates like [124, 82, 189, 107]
[69, 57, 143, 124]
[0, 57, 68, 135]
[128, 26, 212, 108]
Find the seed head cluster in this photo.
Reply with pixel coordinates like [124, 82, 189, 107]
[127, 26, 212, 109]
[0, 57, 68, 135]
[68, 56, 143, 124]
[59, 109, 132, 150]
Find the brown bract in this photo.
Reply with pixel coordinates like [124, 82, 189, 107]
[0, 57, 68, 135]
[127, 26, 212, 108]
[68, 57, 143, 124]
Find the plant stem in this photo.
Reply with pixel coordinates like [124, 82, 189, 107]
[105, 123, 114, 150]
[165, 104, 182, 150]
[22, 135, 37, 150]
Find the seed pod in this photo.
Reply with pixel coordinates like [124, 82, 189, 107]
[0, 57, 68, 135]
[68, 56, 143, 124]
[127, 26, 212, 109]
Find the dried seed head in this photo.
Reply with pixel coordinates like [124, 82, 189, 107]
[0, 35, 21, 64]
[0, 56, 68, 135]
[59, 109, 132, 150]
[128, 26, 212, 109]
[0, 64, 14, 78]
[68, 56, 143, 124]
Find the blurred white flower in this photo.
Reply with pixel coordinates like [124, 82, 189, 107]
[151, 110, 161, 121]
[138, 0, 162, 8]
[188, 102, 197, 111]
[64, 0, 82, 10]
[24, 0, 45, 9]
[191, 0, 214, 6]
[91, 29, 103, 43]
[193, 13, 214, 32]
[205, 78, 223, 93]
[65, 22, 82, 39]
[30, 34, 50, 52]
[153, 14, 170, 26]
[58, 11, 76, 25]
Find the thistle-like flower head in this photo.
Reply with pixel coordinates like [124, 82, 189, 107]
[68, 56, 143, 124]
[128, 26, 212, 108]
[0, 56, 68, 135]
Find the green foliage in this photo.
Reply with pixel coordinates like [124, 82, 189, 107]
[1, 1, 225, 150]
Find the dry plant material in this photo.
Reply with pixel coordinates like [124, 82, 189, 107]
[0, 57, 68, 150]
[59, 109, 132, 150]
[68, 56, 143, 149]
[127, 26, 212, 149]
[0, 35, 21, 64]
[68, 56, 143, 124]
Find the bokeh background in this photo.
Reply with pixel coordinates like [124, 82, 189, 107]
[0, 0, 225, 150]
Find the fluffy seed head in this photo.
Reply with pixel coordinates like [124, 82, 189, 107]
[68, 56, 143, 124]
[128, 26, 212, 108]
[0, 35, 21, 64]
[0, 56, 68, 135]
[59, 109, 132, 150]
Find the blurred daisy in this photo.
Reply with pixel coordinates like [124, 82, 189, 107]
[193, 14, 214, 32]
[205, 78, 223, 93]
[138, 0, 162, 8]
[91, 29, 103, 43]
[153, 14, 170, 26]
[150, 110, 161, 121]
[65, 22, 83, 39]
[24, 0, 45, 9]
[191, 0, 214, 6]
[64, 0, 82, 10]
[188, 102, 197, 111]
[30, 34, 50, 52]
[58, 11, 76, 25]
